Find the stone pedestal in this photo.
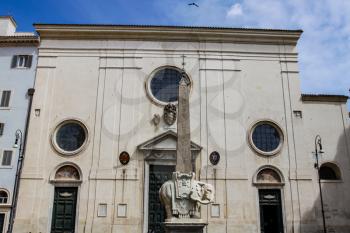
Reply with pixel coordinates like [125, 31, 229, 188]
[163, 220, 207, 233]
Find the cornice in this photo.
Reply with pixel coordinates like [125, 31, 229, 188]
[34, 24, 302, 45]
[301, 94, 348, 103]
[0, 36, 39, 47]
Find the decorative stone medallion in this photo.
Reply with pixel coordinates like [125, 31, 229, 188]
[163, 103, 177, 126]
[119, 151, 130, 165]
[209, 151, 220, 165]
[152, 114, 161, 126]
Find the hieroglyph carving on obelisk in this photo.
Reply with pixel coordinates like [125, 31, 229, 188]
[159, 73, 214, 220]
[176, 77, 192, 173]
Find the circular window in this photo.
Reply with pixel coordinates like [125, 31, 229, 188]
[250, 121, 283, 155]
[53, 120, 88, 155]
[147, 67, 190, 104]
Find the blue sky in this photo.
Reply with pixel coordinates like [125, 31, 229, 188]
[2, 0, 350, 108]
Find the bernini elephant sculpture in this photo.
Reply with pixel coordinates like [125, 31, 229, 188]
[159, 177, 214, 219]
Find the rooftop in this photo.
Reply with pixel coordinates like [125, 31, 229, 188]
[0, 15, 38, 46]
[301, 94, 349, 103]
[33, 23, 302, 45]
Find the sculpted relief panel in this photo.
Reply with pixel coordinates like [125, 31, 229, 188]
[159, 172, 214, 220]
[55, 165, 80, 181]
[257, 168, 281, 183]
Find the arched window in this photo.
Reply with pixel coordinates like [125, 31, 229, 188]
[0, 190, 8, 204]
[319, 163, 341, 180]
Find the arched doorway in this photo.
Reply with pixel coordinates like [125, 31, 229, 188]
[50, 164, 82, 233]
[254, 166, 285, 233]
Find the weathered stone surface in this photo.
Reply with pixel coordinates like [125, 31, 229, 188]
[164, 221, 207, 233]
[11, 25, 350, 233]
[164, 103, 177, 126]
[176, 77, 192, 173]
[159, 172, 214, 219]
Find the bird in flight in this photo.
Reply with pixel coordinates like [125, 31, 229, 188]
[188, 2, 199, 7]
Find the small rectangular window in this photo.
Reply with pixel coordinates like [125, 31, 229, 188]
[11, 55, 32, 68]
[0, 123, 4, 136]
[293, 110, 303, 118]
[97, 203, 107, 217]
[0, 91, 11, 107]
[2, 150, 12, 166]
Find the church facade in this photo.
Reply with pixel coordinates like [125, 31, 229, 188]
[12, 24, 350, 233]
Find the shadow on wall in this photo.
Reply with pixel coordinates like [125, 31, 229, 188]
[301, 126, 350, 233]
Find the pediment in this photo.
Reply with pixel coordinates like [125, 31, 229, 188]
[137, 130, 201, 152]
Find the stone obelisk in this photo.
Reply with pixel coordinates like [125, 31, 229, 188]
[160, 71, 213, 233]
[176, 76, 192, 173]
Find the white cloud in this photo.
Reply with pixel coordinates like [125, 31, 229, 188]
[226, 3, 243, 18]
[153, 0, 350, 108]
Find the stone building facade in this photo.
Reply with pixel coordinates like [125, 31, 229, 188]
[12, 24, 350, 233]
[0, 16, 38, 233]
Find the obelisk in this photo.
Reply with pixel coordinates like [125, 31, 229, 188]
[176, 76, 192, 173]
[160, 71, 213, 233]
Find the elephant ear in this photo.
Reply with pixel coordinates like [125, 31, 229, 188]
[190, 182, 205, 203]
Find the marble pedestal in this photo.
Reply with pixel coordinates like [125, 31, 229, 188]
[163, 220, 207, 233]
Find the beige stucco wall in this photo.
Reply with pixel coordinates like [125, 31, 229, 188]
[12, 36, 350, 233]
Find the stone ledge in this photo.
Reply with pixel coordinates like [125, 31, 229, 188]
[164, 220, 207, 233]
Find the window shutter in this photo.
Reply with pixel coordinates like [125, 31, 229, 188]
[11, 55, 18, 68]
[25, 55, 33, 68]
[0, 123, 4, 136]
[0, 92, 5, 107]
[0, 91, 11, 107]
[2, 150, 12, 166]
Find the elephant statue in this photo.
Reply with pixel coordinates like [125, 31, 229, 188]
[159, 172, 215, 220]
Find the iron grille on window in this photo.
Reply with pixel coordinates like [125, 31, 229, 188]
[252, 124, 280, 152]
[56, 122, 86, 152]
[0, 191, 8, 204]
[150, 68, 186, 103]
[0, 91, 11, 107]
[1, 150, 12, 166]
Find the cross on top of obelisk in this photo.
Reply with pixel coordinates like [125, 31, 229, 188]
[176, 64, 192, 173]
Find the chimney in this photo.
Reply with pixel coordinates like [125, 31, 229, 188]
[0, 16, 17, 36]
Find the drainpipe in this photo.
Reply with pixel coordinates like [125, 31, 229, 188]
[7, 88, 35, 233]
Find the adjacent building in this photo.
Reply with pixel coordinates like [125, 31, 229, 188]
[12, 24, 350, 233]
[0, 16, 38, 233]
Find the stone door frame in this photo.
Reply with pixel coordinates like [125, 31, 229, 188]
[47, 183, 81, 233]
[137, 130, 201, 233]
[50, 186, 78, 233]
[257, 188, 285, 233]
[0, 210, 9, 233]
[143, 157, 176, 233]
[48, 163, 82, 233]
[253, 166, 286, 233]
